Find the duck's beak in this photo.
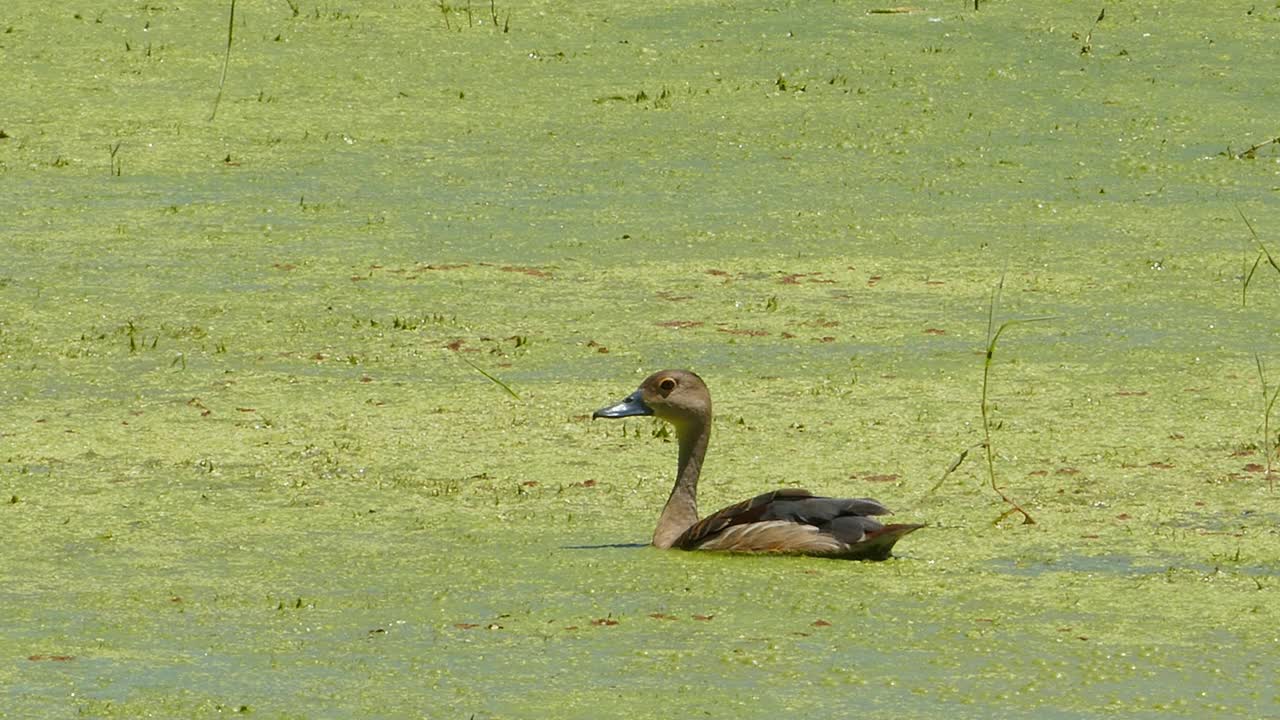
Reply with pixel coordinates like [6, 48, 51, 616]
[593, 390, 653, 419]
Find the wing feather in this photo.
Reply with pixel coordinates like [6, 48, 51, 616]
[673, 488, 815, 549]
[692, 520, 845, 553]
[673, 488, 922, 559]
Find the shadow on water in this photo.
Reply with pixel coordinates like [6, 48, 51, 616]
[1167, 509, 1280, 531]
[562, 542, 650, 550]
[991, 553, 1164, 577]
[988, 509, 1280, 578]
[992, 552, 1279, 578]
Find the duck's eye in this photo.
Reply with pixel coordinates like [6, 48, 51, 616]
[657, 377, 677, 394]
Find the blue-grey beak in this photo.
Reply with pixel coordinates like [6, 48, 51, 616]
[593, 390, 653, 419]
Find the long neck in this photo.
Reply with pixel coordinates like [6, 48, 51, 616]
[652, 417, 709, 548]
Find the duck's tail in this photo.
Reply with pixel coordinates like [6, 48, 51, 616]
[843, 523, 925, 561]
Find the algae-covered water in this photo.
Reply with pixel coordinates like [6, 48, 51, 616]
[3, 1, 1280, 717]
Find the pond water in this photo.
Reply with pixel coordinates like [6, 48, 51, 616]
[3, 1, 1279, 717]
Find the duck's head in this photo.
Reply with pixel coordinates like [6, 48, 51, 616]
[593, 369, 712, 431]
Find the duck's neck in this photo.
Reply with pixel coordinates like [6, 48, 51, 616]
[652, 419, 708, 549]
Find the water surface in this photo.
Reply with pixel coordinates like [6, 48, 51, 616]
[3, 1, 1279, 717]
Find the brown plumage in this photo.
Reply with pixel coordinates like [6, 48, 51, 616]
[593, 369, 923, 560]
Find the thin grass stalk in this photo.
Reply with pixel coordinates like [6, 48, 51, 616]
[1257, 355, 1280, 491]
[1238, 206, 1280, 306]
[208, 0, 237, 121]
[981, 275, 1052, 525]
[459, 355, 523, 401]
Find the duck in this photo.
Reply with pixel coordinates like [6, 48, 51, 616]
[593, 369, 923, 560]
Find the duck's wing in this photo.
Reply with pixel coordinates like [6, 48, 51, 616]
[674, 489, 921, 559]
[672, 488, 817, 550]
